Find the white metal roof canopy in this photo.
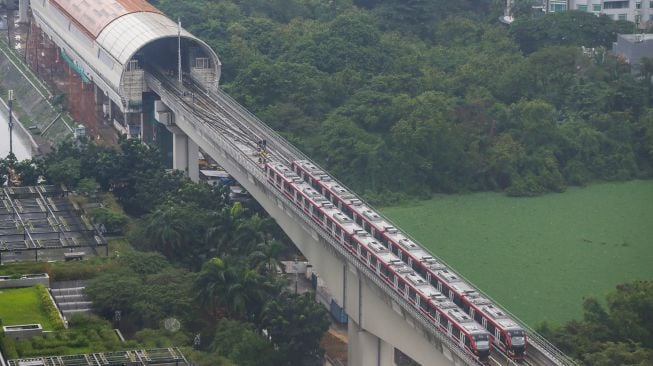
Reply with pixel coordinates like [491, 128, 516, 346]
[97, 12, 221, 93]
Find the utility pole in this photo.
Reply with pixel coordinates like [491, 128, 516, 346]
[8, 89, 14, 156]
[177, 18, 182, 84]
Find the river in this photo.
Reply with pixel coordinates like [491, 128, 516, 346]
[0, 110, 32, 160]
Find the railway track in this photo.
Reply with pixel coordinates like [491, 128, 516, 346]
[145, 69, 575, 366]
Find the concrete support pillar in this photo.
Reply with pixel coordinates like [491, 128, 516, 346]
[348, 319, 396, 366]
[187, 137, 199, 182]
[171, 128, 189, 175]
[169, 126, 199, 182]
[18, 0, 29, 23]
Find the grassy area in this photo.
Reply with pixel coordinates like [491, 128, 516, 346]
[381, 180, 653, 326]
[0, 243, 126, 280]
[1, 314, 133, 359]
[0, 287, 56, 329]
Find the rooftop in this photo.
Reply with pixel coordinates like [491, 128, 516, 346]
[50, 0, 162, 38]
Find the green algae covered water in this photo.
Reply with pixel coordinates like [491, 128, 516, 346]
[382, 180, 653, 326]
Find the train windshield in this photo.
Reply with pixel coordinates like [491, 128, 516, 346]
[473, 334, 490, 350]
[509, 330, 526, 346]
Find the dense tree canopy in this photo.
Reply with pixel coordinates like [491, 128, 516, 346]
[538, 281, 653, 365]
[149, 0, 652, 202]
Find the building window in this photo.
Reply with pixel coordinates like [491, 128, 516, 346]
[593, 4, 602, 11]
[195, 57, 209, 69]
[618, 13, 628, 20]
[650, 0, 653, 7]
[578, 4, 588, 11]
[636, 2, 641, 8]
[650, 14, 653, 20]
[549, 0, 567, 12]
[603, 1, 630, 9]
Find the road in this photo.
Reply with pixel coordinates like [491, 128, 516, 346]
[0, 110, 31, 160]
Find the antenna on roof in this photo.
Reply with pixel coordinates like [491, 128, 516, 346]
[177, 18, 182, 84]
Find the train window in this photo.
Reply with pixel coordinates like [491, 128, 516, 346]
[351, 240, 358, 251]
[415, 265, 425, 278]
[408, 287, 416, 301]
[335, 226, 342, 237]
[441, 286, 449, 297]
[464, 336, 471, 348]
[284, 183, 292, 193]
[462, 302, 470, 312]
[370, 256, 377, 268]
[440, 317, 448, 328]
[390, 245, 399, 256]
[429, 277, 438, 288]
[474, 312, 483, 323]
[428, 305, 437, 318]
[453, 296, 463, 307]
[487, 322, 495, 334]
[345, 236, 352, 246]
[500, 332, 507, 344]
[397, 280, 405, 293]
[355, 215, 362, 225]
[374, 231, 381, 240]
[380, 265, 391, 278]
[327, 220, 333, 230]
[420, 297, 428, 311]
[360, 248, 368, 260]
[275, 175, 281, 184]
[453, 327, 460, 340]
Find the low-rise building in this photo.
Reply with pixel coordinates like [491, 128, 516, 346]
[612, 33, 653, 73]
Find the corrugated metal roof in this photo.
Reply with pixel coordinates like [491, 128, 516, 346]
[50, 0, 162, 38]
[96, 12, 192, 64]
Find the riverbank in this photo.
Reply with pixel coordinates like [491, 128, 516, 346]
[0, 21, 74, 155]
[381, 180, 653, 326]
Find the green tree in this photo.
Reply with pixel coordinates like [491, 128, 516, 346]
[261, 292, 330, 366]
[45, 157, 81, 188]
[210, 319, 278, 366]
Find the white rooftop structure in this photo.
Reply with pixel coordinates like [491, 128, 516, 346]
[30, 0, 221, 112]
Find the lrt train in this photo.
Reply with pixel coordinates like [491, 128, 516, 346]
[290, 160, 527, 361]
[265, 161, 492, 363]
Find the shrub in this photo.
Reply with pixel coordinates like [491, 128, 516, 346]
[0, 335, 19, 359]
[35, 284, 64, 330]
[91, 207, 129, 235]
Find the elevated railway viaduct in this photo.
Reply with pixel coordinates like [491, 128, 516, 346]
[21, 1, 575, 365]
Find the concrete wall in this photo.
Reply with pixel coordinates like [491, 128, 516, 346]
[0, 274, 50, 289]
[0, 43, 68, 150]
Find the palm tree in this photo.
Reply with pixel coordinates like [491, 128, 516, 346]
[195, 256, 230, 319]
[143, 204, 186, 257]
[248, 239, 284, 276]
[205, 203, 246, 256]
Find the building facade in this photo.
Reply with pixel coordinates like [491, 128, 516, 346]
[545, 0, 653, 28]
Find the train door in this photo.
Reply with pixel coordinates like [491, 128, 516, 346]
[494, 328, 501, 347]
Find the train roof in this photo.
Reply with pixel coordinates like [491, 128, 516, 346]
[288, 161, 493, 337]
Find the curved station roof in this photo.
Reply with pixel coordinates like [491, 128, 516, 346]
[31, 0, 221, 110]
[50, 0, 164, 38]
